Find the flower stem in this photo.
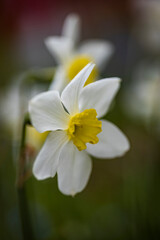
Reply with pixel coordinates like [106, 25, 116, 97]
[17, 186, 34, 240]
[16, 114, 34, 240]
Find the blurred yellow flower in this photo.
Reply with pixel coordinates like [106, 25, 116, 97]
[45, 14, 114, 92]
[26, 126, 49, 151]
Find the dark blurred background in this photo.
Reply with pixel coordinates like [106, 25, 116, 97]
[1, 0, 160, 239]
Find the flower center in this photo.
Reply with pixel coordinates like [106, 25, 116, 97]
[66, 55, 98, 86]
[67, 109, 102, 151]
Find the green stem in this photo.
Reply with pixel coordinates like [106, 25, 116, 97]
[15, 67, 55, 240]
[17, 187, 34, 240]
[16, 114, 34, 240]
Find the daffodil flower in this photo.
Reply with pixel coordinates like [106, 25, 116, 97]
[29, 63, 130, 196]
[45, 14, 114, 92]
[123, 62, 160, 125]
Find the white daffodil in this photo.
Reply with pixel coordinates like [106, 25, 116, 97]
[29, 63, 130, 196]
[123, 62, 160, 125]
[45, 14, 114, 92]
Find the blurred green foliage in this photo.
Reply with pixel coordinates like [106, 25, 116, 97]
[1, 99, 160, 240]
[1, 1, 160, 239]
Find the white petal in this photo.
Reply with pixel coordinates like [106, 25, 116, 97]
[61, 63, 95, 115]
[78, 40, 114, 70]
[33, 131, 68, 180]
[49, 66, 67, 93]
[79, 77, 121, 118]
[86, 120, 130, 159]
[45, 36, 74, 64]
[62, 14, 81, 44]
[57, 141, 92, 196]
[29, 91, 70, 133]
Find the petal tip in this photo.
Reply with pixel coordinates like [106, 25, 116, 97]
[44, 37, 53, 48]
[86, 62, 96, 74]
[33, 169, 45, 181]
[113, 77, 121, 83]
[124, 138, 130, 152]
[118, 136, 130, 157]
[66, 13, 80, 22]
